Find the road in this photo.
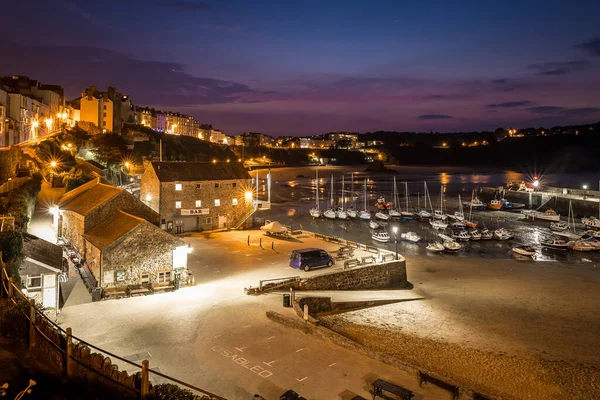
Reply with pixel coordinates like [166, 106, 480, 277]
[57, 231, 448, 399]
[28, 181, 64, 243]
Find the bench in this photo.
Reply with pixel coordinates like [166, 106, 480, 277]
[151, 282, 175, 293]
[381, 253, 395, 262]
[337, 246, 355, 260]
[344, 259, 360, 269]
[126, 284, 151, 296]
[361, 255, 376, 265]
[103, 287, 127, 299]
[370, 378, 414, 400]
[418, 372, 459, 399]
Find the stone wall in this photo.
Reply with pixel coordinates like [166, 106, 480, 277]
[84, 191, 160, 233]
[139, 164, 160, 214]
[60, 211, 85, 252]
[265, 260, 408, 292]
[101, 221, 186, 288]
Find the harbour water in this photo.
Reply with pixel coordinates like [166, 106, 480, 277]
[252, 165, 600, 263]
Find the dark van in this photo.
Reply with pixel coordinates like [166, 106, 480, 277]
[289, 248, 334, 272]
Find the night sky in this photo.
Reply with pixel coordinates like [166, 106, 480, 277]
[2, 0, 600, 135]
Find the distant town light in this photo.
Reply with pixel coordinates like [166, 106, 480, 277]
[533, 180, 540, 188]
[583, 184, 588, 190]
[50, 161, 57, 167]
[45, 118, 53, 130]
[226, 158, 230, 162]
[244, 191, 253, 202]
[125, 161, 130, 168]
[212, 159, 217, 164]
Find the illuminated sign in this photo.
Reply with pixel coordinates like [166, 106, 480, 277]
[180, 208, 209, 216]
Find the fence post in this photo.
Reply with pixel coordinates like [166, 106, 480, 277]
[65, 327, 73, 378]
[141, 360, 150, 399]
[8, 277, 13, 298]
[29, 299, 36, 349]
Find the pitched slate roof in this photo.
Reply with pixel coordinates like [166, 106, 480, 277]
[151, 162, 250, 182]
[58, 178, 123, 216]
[82, 211, 144, 250]
[20, 233, 63, 275]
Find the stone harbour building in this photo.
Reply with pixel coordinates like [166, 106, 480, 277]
[82, 211, 188, 290]
[140, 162, 254, 233]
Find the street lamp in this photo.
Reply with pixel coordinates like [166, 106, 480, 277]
[392, 226, 398, 260]
[583, 184, 588, 190]
[50, 161, 57, 168]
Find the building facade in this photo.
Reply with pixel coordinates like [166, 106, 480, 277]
[82, 211, 188, 289]
[140, 162, 254, 232]
[79, 86, 126, 133]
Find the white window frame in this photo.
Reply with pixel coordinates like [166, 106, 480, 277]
[27, 275, 42, 290]
[214, 199, 220, 207]
[158, 271, 171, 283]
[232, 198, 238, 206]
[175, 201, 182, 209]
[175, 183, 182, 191]
[141, 273, 150, 284]
[195, 200, 201, 207]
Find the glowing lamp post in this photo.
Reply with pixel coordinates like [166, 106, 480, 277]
[392, 226, 398, 260]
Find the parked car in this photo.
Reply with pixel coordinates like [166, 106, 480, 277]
[289, 248, 334, 272]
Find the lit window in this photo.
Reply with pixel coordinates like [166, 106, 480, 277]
[214, 199, 220, 207]
[158, 271, 171, 283]
[141, 274, 150, 284]
[116, 270, 126, 282]
[175, 201, 181, 209]
[175, 183, 182, 191]
[27, 276, 42, 290]
[196, 183, 201, 189]
[195, 200, 201, 207]
[232, 198, 238, 206]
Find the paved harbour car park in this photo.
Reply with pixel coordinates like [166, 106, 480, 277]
[57, 229, 446, 399]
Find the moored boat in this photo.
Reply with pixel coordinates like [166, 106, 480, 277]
[336, 208, 348, 220]
[550, 221, 568, 231]
[584, 230, 600, 239]
[369, 220, 380, 229]
[469, 229, 481, 240]
[522, 209, 560, 222]
[346, 209, 357, 219]
[426, 241, 445, 252]
[401, 232, 421, 243]
[512, 245, 536, 257]
[371, 231, 390, 243]
[480, 228, 493, 239]
[464, 198, 485, 211]
[443, 240, 462, 252]
[582, 216, 600, 230]
[452, 221, 466, 230]
[494, 228, 513, 240]
[323, 209, 336, 219]
[568, 239, 600, 252]
[501, 199, 525, 211]
[541, 239, 568, 250]
[310, 168, 322, 218]
[429, 219, 448, 229]
[375, 211, 390, 221]
[452, 230, 471, 241]
[487, 199, 503, 210]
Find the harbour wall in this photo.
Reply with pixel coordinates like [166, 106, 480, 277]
[481, 187, 600, 218]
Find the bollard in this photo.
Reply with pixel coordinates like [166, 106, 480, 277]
[290, 288, 295, 303]
[303, 305, 309, 321]
[271, 241, 274, 251]
[29, 299, 36, 349]
[247, 235, 250, 246]
[259, 238, 263, 248]
[141, 360, 150, 399]
[65, 327, 73, 378]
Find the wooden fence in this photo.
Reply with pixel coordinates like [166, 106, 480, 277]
[0, 177, 30, 194]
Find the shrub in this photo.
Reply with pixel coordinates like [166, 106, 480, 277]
[0, 299, 29, 340]
[151, 383, 212, 400]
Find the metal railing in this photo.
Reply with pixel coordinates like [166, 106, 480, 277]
[1, 262, 227, 399]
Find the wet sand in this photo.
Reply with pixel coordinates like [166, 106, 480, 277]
[320, 255, 600, 399]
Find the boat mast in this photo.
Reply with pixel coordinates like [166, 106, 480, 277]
[341, 175, 345, 210]
[405, 182, 410, 211]
[364, 179, 368, 211]
[351, 173, 355, 208]
[315, 167, 319, 210]
[469, 190, 474, 221]
[330, 175, 334, 208]
[393, 177, 398, 211]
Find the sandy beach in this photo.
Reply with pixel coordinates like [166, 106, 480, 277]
[320, 255, 600, 398]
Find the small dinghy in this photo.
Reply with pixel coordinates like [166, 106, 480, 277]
[371, 231, 390, 243]
[443, 240, 462, 252]
[401, 232, 421, 243]
[512, 245, 536, 257]
[541, 239, 568, 250]
[429, 219, 448, 230]
[369, 220, 380, 229]
[426, 241, 445, 252]
[494, 228, 513, 240]
[375, 211, 390, 221]
[550, 221, 568, 231]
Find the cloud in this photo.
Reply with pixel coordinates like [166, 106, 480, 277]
[491, 78, 509, 84]
[486, 101, 532, 109]
[526, 106, 600, 117]
[154, 0, 214, 11]
[418, 114, 453, 120]
[528, 61, 589, 76]
[0, 40, 257, 107]
[575, 37, 600, 57]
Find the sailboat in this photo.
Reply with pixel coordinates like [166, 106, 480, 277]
[451, 194, 466, 229]
[336, 176, 348, 219]
[416, 182, 433, 220]
[553, 200, 581, 240]
[433, 185, 447, 221]
[346, 173, 357, 218]
[309, 168, 322, 219]
[582, 183, 600, 229]
[359, 179, 371, 220]
[401, 182, 414, 220]
[323, 175, 336, 219]
[389, 177, 402, 218]
[463, 190, 478, 229]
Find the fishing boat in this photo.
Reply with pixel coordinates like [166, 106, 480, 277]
[371, 231, 390, 243]
[480, 228, 493, 240]
[416, 182, 433, 220]
[429, 219, 448, 229]
[584, 230, 600, 239]
[487, 199, 503, 210]
[469, 229, 481, 240]
[568, 239, 600, 252]
[443, 240, 462, 252]
[336, 176, 348, 219]
[452, 230, 471, 241]
[375, 196, 392, 210]
[369, 220, 380, 229]
[553, 201, 581, 240]
[494, 228, 513, 240]
[426, 241, 445, 252]
[359, 179, 371, 220]
[521, 209, 560, 222]
[464, 197, 485, 211]
[452, 221, 466, 229]
[501, 199, 526, 211]
[401, 182, 415, 220]
[323, 175, 337, 219]
[309, 168, 322, 218]
[582, 217, 600, 230]
[401, 232, 421, 243]
[550, 222, 568, 231]
[541, 239, 568, 250]
[512, 245, 536, 257]
[375, 211, 390, 221]
[346, 174, 357, 218]
[388, 177, 402, 218]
